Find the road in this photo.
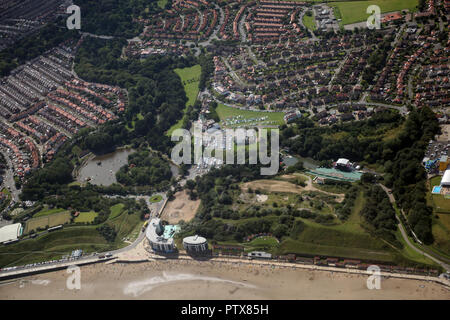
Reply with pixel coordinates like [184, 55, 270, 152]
[0, 148, 20, 226]
[221, 56, 246, 87]
[80, 32, 115, 40]
[0, 190, 169, 275]
[324, 101, 408, 116]
[379, 183, 450, 271]
[298, 10, 318, 41]
[238, 10, 247, 43]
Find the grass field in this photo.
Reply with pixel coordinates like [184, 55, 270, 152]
[216, 104, 285, 128]
[157, 0, 167, 9]
[25, 211, 71, 233]
[394, 229, 439, 266]
[0, 227, 113, 267]
[107, 206, 142, 242]
[430, 214, 450, 257]
[215, 185, 438, 267]
[109, 203, 125, 220]
[243, 236, 279, 252]
[167, 65, 201, 136]
[302, 12, 317, 31]
[427, 176, 450, 213]
[33, 207, 66, 218]
[1, 202, 143, 267]
[0, 188, 11, 212]
[427, 175, 450, 257]
[329, 0, 418, 25]
[149, 194, 163, 203]
[74, 211, 98, 223]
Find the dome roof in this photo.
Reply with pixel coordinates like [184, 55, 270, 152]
[155, 222, 164, 236]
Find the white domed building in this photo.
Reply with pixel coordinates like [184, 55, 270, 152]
[183, 235, 208, 253]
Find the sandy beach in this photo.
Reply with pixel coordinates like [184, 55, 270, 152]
[0, 259, 449, 300]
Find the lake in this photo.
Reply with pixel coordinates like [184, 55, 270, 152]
[77, 148, 135, 186]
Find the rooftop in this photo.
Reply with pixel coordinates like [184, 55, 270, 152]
[183, 234, 207, 245]
[145, 218, 179, 245]
[0, 223, 22, 243]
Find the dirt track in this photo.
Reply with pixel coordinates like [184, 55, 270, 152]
[241, 174, 345, 203]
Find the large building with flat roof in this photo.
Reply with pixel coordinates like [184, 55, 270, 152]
[0, 223, 22, 244]
[440, 169, 450, 187]
[335, 158, 351, 171]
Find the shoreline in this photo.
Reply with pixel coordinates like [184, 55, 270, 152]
[2, 252, 450, 288]
[1, 257, 449, 300]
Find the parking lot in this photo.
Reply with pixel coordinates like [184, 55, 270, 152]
[425, 140, 450, 161]
[313, 4, 340, 32]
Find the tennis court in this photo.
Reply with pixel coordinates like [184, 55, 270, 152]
[306, 168, 362, 182]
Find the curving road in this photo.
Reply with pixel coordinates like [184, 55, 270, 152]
[379, 184, 450, 271]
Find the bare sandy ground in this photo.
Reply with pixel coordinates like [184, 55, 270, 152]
[1, 260, 448, 300]
[241, 176, 345, 202]
[436, 124, 450, 141]
[160, 190, 200, 224]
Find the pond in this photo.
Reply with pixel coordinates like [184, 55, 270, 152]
[77, 148, 135, 186]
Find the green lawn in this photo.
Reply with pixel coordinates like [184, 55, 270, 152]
[74, 211, 98, 223]
[216, 104, 285, 128]
[157, 0, 167, 9]
[243, 236, 279, 252]
[107, 207, 142, 242]
[302, 12, 317, 31]
[394, 229, 439, 266]
[278, 238, 392, 261]
[430, 214, 450, 257]
[0, 188, 11, 212]
[167, 65, 201, 136]
[33, 207, 66, 218]
[149, 194, 163, 203]
[330, 0, 418, 25]
[427, 176, 450, 256]
[0, 227, 112, 267]
[25, 211, 72, 233]
[109, 203, 125, 220]
[427, 176, 450, 213]
[1, 188, 10, 196]
[1, 204, 143, 267]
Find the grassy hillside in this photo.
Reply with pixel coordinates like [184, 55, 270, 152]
[211, 180, 438, 267]
[0, 203, 142, 268]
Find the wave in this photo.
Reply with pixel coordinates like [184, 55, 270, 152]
[123, 272, 256, 297]
[31, 279, 51, 286]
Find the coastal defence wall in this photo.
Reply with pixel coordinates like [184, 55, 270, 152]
[0, 257, 114, 281]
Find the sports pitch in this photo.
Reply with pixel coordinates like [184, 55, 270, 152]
[330, 0, 418, 25]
